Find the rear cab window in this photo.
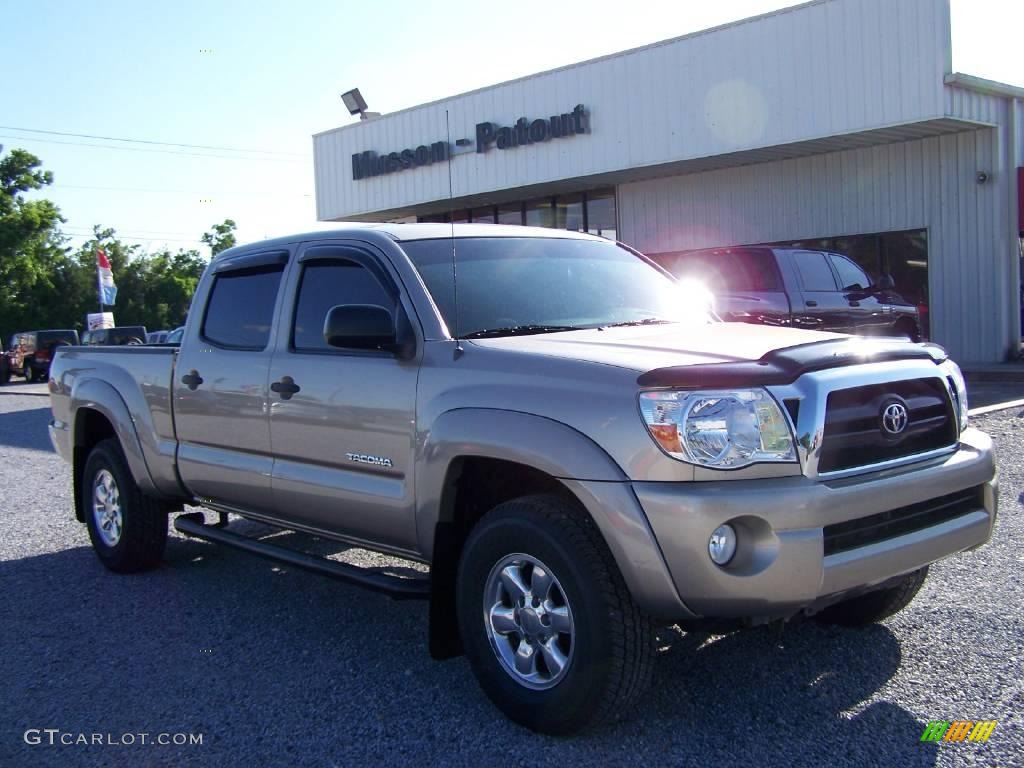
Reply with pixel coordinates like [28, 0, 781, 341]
[671, 249, 783, 293]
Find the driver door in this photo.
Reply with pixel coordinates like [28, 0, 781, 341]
[267, 242, 420, 552]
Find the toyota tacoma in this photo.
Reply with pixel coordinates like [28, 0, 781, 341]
[48, 224, 997, 734]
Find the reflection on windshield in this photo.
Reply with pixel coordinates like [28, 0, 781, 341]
[400, 237, 715, 338]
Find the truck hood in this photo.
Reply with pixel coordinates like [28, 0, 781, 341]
[469, 322, 844, 372]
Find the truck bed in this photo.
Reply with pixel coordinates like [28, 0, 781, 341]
[49, 345, 182, 498]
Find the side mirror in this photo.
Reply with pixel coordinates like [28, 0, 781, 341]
[323, 304, 405, 354]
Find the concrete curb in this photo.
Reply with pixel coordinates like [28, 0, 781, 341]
[968, 398, 1024, 417]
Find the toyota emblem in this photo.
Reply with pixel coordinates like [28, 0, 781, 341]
[881, 402, 909, 435]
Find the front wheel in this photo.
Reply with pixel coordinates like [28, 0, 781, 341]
[23, 363, 36, 383]
[83, 438, 168, 573]
[456, 495, 654, 735]
[814, 567, 928, 627]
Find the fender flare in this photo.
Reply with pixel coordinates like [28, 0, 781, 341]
[71, 378, 158, 496]
[416, 408, 627, 550]
[416, 408, 690, 625]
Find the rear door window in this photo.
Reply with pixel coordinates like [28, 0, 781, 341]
[792, 251, 839, 292]
[202, 267, 285, 349]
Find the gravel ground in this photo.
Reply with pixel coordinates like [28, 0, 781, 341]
[0, 393, 1020, 767]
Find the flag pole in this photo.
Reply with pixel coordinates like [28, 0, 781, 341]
[96, 247, 104, 313]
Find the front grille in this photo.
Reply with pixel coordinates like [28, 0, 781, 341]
[823, 487, 981, 556]
[818, 378, 957, 473]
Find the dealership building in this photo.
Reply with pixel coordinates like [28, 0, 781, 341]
[312, 0, 1024, 364]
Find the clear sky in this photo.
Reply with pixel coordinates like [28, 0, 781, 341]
[2, 0, 1021, 258]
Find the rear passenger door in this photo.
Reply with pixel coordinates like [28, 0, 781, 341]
[785, 250, 848, 332]
[173, 250, 289, 514]
[266, 242, 420, 552]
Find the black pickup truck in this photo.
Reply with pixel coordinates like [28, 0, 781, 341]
[661, 246, 921, 340]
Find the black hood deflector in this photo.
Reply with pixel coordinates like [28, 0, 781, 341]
[637, 339, 947, 389]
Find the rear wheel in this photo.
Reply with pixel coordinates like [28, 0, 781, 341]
[456, 494, 654, 735]
[23, 362, 36, 382]
[83, 438, 168, 573]
[814, 567, 928, 627]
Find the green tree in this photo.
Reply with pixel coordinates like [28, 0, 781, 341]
[0, 145, 67, 333]
[66, 231, 207, 332]
[202, 218, 237, 256]
[1, 144, 217, 336]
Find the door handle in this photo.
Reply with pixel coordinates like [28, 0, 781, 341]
[805, 300, 818, 307]
[848, 300, 861, 307]
[271, 375, 301, 400]
[181, 369, 203, 390]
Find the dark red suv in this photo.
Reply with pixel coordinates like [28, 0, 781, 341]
[5, 329, 80, 383]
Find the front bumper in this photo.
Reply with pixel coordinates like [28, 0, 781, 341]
[633, 427, 997, 619]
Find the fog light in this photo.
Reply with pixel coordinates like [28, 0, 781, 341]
[708, 524, 737, 565]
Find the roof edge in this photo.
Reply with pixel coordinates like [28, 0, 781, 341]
[313, 0, 825, 140]
[945, 72, 1024, 100]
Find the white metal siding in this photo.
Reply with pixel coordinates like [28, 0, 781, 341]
[618, 129, 1010, 363]
[314, 0, 950, 221]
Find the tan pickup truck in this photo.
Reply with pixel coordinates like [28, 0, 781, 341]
[48, 224, 997, 734]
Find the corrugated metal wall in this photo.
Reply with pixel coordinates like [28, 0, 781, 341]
[618, 127, 1010, 363]
[314, 0, 950, 221]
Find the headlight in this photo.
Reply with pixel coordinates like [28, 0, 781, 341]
[639, 389, 797, 468]
[940, 360, 968, 431]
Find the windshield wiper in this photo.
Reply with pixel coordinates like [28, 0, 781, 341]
[460, 324, 582, 339]
[601, 318, 675, 328]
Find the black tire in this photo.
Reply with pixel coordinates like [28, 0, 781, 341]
[0, 366, 9, 385]
[814, 567, 928, 627]
[23, 362, 36, 383]
[82, 438, 168, 573]
[456, 494, 654, 735]
[893, 319, 921, 343]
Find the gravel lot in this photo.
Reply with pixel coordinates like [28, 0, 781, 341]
[0, 393, 1020, 767]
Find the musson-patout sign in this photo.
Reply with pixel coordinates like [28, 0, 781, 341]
[350, 104, 588, 181]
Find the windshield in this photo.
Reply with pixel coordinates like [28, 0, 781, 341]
[400, 237, 715, 338]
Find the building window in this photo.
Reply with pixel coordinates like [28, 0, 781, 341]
[497, 203, 524, 225]
[471, 206, 496, 224]
[418, 188, 616, 238]
[555, 194, 585, 231]
[525, 197, 554, 228]
[586, 190, 616, 241]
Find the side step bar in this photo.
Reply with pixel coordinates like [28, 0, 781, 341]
[174, 512, 430, 600]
